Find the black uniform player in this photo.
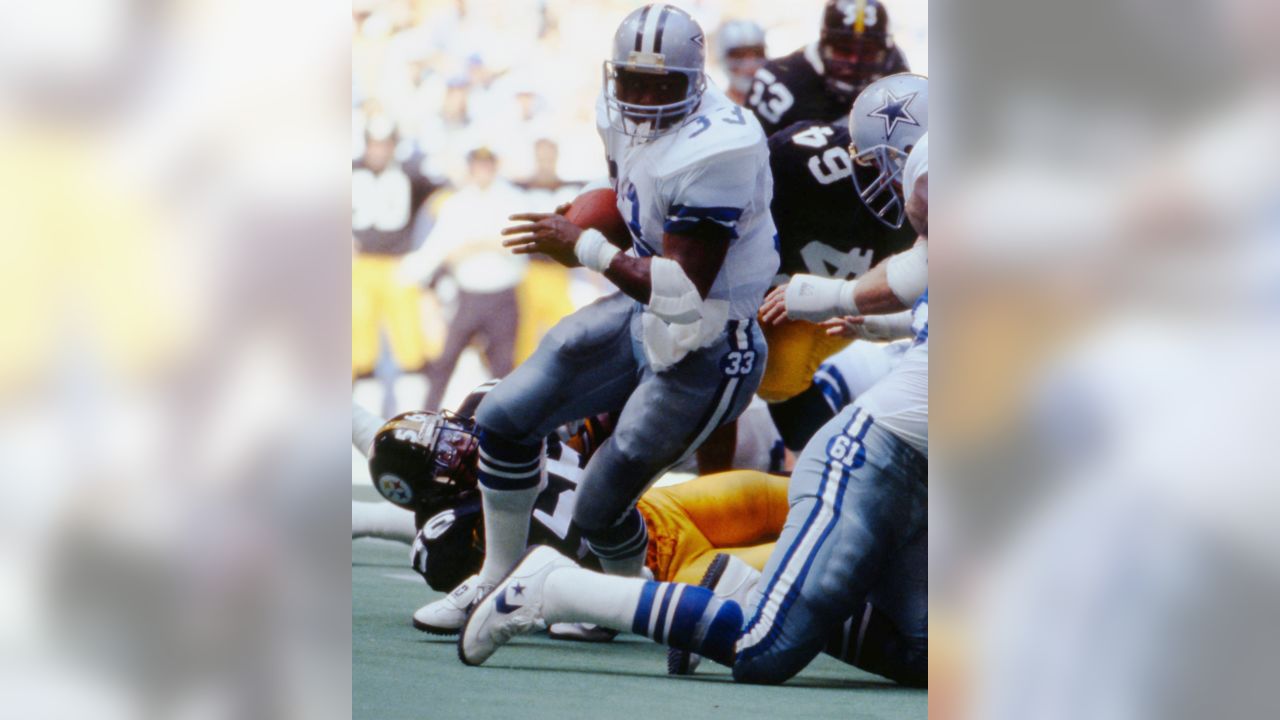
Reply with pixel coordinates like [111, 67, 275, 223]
[755, 117, 916, 444]
[367, 382, 604, 593]
[745, 0, 908, 137]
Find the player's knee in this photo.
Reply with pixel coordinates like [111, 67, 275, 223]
[474, 389, 538, 443]
[577, 506, 647, 560]
[731, 651, 804, 686]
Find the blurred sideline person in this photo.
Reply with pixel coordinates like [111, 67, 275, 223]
[400, 147, 528, 411]
[746, 0, 908, 136]
[716, 20, 769, 107]
[352, 117, 445, 383]
[512, 139, 581, 364]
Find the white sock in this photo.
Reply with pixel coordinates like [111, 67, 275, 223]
[352, 501, 416, 542]
[543, 566, 646, 630]
[477, 482, 543, 583]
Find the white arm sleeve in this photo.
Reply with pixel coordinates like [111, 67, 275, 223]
[885, 242, 928, 307]
[648, 257, 703, 324]
[352, 402, 385, 457]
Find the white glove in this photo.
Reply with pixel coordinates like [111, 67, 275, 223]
[784, 275, 857, 322]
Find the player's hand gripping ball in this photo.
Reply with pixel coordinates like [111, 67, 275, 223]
[502, 188, 631, 268]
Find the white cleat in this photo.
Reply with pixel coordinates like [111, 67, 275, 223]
[668, 553, 762, 675]
[458, 546, 576, 666]
[413, 575, 492, 635]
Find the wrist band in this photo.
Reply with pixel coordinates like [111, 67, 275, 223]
[574, 228, 620, 273]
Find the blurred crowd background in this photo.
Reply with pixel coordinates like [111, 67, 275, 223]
[350, 0, 928, 421]
[0, 0, 1277, 718]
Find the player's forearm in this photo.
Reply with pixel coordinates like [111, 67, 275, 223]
[785, 242, 927, 321]
[602, 253, 653, 304]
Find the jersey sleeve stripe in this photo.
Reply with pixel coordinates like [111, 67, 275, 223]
[664, 205, 745, 239]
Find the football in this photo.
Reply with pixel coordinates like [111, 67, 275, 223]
[564, 188, 632, 248]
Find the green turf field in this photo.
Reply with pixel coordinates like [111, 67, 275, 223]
[353, 536, 927, 719]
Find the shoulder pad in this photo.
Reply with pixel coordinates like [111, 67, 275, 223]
[650, 90, 767, 178]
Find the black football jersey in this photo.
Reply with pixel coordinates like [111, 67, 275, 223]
[411, 435, 598, 592]
[746, 44, 910, 138]
[768, 119, 917, 282]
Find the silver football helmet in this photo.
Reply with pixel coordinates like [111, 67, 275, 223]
[717, 19, 767, 96]
[848, 73, 928, 228]
[604, 4, 707, 139]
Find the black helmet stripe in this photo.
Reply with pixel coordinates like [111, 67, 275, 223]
[634, 4, 652, 51]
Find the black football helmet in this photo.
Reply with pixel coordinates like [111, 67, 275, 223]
[367, 410, 480, 513]
[819, 0, 896, 102]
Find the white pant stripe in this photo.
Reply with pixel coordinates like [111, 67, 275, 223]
[737, 410, 861, 652]
[661, 584, 686, 641]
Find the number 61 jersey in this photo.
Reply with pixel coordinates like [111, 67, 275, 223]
[768, 119, 916, 284]
[597, 83, 779, 321]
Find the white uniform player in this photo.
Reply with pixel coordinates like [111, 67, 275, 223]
[457, 3, 779, 603]
[597, 81, 778, 327]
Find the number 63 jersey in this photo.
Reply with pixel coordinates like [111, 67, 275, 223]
[596, 83, 779, 321]
[768, 119, 916, 284]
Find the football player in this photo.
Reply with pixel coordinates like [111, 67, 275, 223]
[457, 131, 929, 688]
[715, 19, 768, 106]
[760, 73, 926, 449]
[745, 0, 909, 137]
[457, 3, 776, 610]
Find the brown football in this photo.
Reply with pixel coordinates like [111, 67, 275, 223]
[564, 188, 632, 248]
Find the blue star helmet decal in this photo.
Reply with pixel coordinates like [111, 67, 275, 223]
[868, 89, 921, 137]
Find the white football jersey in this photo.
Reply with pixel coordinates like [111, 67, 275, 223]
[855, 289, 928, 456]
[596, 83, 779, 320]
[812, 339, 912, 413]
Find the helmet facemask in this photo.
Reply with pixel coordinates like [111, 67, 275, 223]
[604, 59, 704, 140]
[850, 141, 910, 229]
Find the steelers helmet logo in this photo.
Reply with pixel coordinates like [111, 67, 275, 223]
[378, 473, 413, 505]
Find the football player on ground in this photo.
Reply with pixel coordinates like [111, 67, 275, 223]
[715, 19, 768, 107]
[353, 395, 785, 637]
[457, 128, 929, 688]
[448, 3, 776, 613]
[759, 72, 926, 450]
[745, 0, 909, 137]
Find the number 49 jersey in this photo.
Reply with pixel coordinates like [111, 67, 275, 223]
[768, 119, 916, 283]
[597, 83, 779, 321]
